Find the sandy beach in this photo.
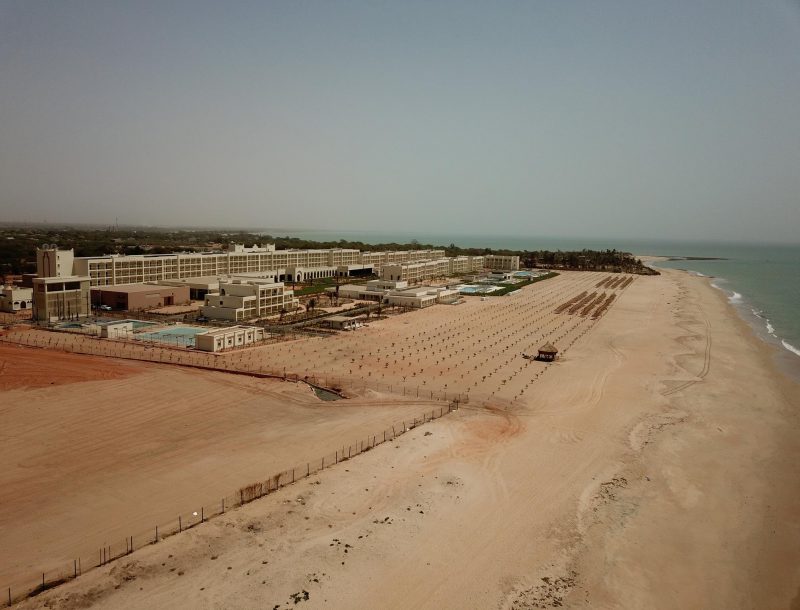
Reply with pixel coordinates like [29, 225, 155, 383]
[3, 267, 799, 609]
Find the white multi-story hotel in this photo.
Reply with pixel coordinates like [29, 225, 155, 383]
[69, 243, 448, 287]
[381, 256, 486, 284]
[484, 254, 520, 271]
[33, 245, 518, 321]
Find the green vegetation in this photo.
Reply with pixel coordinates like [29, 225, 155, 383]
[469, 272, 559, 297]
[0, 225, 657, 278]
[293, 277, 338, 296]
[523, 250, 658, 275]
[495, 272, 559, 295]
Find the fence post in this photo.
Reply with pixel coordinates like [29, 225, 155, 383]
[179, 516, 182, 533]
[222, 498, 225, 514]
[307, 462, 310, 476]
[292, 469, 295, 483]
[201, 507, 204, 523]
[74, 559, 77, 578]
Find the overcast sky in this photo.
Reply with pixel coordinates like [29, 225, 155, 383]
[1, 1, 798, 243]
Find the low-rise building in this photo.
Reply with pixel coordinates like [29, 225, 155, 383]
[0, 286, 33, 313]
[91, 284, 190, 311]
[99, 321, 134, 339]
[385, 286, 438, 308]
[322, 315, 362, 330]
[195, 326, 266, 352]
[201, 279, 298, 322]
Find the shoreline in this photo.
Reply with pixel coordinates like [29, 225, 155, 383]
[565, 266, 800, 608]
[8, 267, 800, 609]
[644, 255, 800, 382]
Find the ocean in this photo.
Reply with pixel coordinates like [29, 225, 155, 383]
[263, 229, 800, 363]
[653, 243, 800, 364]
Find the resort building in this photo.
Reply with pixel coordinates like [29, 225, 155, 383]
[91, 284, 191, 311]
[194, 326, 266, 352]
[321, 315, 362, 330]
[381, 259, 451, 284]
[448, 256, 472, 275]
[99, 320, 135, 339]
[34, 246, 514, 318]
[32, 247, 91, 322]
[328, 281, 458, 309]
[0, 286, 33, 313]
[484, 254, 520, 271]
[381, 256, 485, 284]
[200, 279, 298, 322]
[67, 244, 447, 288]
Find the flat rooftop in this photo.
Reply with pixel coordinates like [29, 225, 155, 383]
[90, 283, 185, 294]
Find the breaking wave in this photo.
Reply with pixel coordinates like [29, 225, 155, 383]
[782, 340, 800, 358]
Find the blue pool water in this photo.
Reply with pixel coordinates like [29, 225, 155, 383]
[134, 326, 207, 347]
[118, 319, 158, 330]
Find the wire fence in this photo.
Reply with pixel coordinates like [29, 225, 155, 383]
[2, 400, 460, 606]
[0, 330, 470, 404]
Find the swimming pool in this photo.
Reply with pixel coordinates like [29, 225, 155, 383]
[57, 322, 85, 329]
[458, 284, 502, 294]
[96, 318, 158, 330]
[119, 319, 159, 330]
[134, 326, 207, 347]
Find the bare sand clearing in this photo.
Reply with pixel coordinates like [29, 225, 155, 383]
[6, 269, 800, 609]
[0, 352, 441, 593]
[0, 343, 142, 390]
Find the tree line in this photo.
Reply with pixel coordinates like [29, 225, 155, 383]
[0, 226, 656, 277]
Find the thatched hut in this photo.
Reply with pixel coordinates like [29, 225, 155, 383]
[536, 342, 558, 362]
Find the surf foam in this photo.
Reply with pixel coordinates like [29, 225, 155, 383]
[782, 340, 800, 358]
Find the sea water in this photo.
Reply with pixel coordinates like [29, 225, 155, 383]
[264, 228, 800, 362]
[652, 243, 800, 362]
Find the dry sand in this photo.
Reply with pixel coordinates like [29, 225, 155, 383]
[4, 269, 800, 609]
[0, 350, 441, 593]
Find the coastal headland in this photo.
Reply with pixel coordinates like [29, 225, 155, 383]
[2, 266, 799, 609]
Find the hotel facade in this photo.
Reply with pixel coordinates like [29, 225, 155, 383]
[33, 244, 519, 321]
[71, 243, 448, 288]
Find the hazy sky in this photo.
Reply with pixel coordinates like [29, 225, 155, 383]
[1, 1, 799, 243]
